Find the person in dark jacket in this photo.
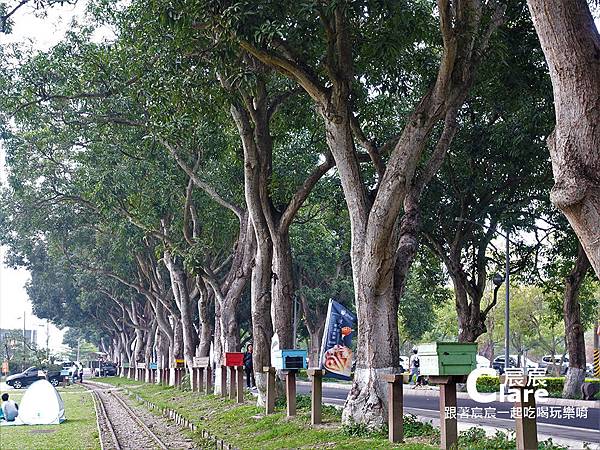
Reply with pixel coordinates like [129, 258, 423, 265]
[243, 343, 255, 389]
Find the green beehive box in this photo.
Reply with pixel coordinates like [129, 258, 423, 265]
[417, 342, 477, 376]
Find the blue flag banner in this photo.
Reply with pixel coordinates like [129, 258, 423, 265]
[319, 299, 357, 380]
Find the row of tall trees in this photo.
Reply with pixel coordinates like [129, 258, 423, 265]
[1, 0, 598, 423]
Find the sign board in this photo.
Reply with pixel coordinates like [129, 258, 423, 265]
[193, 356, 210, 368]
[224, 352, 244, 367]
[319, 299, 356, 380]
[1, 360, 8, 374]
[136, 362, 147, 369]
[122, 362, 130, 369]
[174, 358, 185, 368]
[149, 362, 158, 370]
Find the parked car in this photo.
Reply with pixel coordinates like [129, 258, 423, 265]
[476, 355, 491, 369]
[586, 363, 596, 377]
[492, 356, 517, 374]
[5, 366, 45, 389]
[46, 368, 70, 387]
[94, 362, 117, 377]
[509, 355, 539, 369]
[539, 355, 569, 375]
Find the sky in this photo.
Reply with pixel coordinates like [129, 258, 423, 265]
[0, 0, 91, 352]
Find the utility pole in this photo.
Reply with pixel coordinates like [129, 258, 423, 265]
[46, 320, 50, 361]
[594, 318, 599, 378]
[504, 228, 510, 375]
[22, 310, 26, 371]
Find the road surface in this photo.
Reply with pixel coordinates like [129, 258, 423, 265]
[297, 382, 600, 444]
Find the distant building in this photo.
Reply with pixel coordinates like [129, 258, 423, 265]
[0, 328, 38, 346]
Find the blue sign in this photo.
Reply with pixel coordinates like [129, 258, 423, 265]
[149, 362, 158, 370]
[319, 299, 356, 380]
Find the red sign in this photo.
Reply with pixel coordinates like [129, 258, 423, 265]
[225, 352, 244, 367]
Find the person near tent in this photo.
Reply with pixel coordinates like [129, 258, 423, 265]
[1, 393, 19, 422]
[79, 365, 84, 383]
[243, 343, 255, 389]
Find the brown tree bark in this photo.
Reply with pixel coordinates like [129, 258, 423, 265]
[239, 0, 504, 424]
[562, 243, 591, 398]
[527, 0, 600, 278]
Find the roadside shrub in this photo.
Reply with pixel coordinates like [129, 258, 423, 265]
[474, 376, 600, 397]
[476, 376, 500, 393]
[402, 414, 439, 439]
[341, 422, 387, 438]
[458, 428, 567, 450]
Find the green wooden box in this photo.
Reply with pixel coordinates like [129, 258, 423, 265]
[417, 342, 477, 376]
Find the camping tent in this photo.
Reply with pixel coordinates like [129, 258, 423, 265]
[16, 379, 65, 425]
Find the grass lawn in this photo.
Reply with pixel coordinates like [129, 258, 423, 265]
[0, 384, 99, 450]
[92, 377, 438, 449]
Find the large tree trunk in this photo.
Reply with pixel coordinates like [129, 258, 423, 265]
[164, 251, 199, 378]
[239, 0, 503, 426]
[527, 0, 600, 278]
[299, 292, 327, 367]
[232, 97, 275, 404]
[562, 243, 591, 398]
[197, 284, 213, 357]
[271, 230, 294, 349]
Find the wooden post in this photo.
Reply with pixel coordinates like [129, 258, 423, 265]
[505, 376, 538, 450]
[206, 366, 213, 394]
[307, 369, 322, 425]
[229, 366, 237, 400]
[236, 366, 244, 403]
[383, 374, 404, 443]
[220, 366, 227, 397]
[429, 375, 465, 450]
[286, 370, 297, 417]
[198, 367, 205, 393]
[191, 368, 198, 391]
[263, 366, 276, 414]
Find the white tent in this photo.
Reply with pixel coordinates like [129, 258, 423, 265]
[16, 380, 65, 425]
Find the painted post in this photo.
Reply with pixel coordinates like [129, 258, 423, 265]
[229, 366, 237, 400]
[285, 370, 297, 417]
[236, 366, 244, 403]
[206, 366, 213, 394]
[307, 369, 323, 425]
[383, 374, 404, 443]
[429, 375, 466, 450]
[263, 366, 276, 414]
[220, 366, 227, 397]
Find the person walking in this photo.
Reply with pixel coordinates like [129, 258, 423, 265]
[1, 393, 19, 422]
[409, 349, 420, 386]
[243, 343, 256, 389]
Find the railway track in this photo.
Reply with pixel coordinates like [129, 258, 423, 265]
[86, 381, 168, 450]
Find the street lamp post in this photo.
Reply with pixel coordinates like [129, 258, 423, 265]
[455, 218, 511, 373]
[16, 311, 26, 371]
[504, 228, 510, 375]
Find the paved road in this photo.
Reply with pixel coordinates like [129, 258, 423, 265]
[297, 383, 600, 444]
